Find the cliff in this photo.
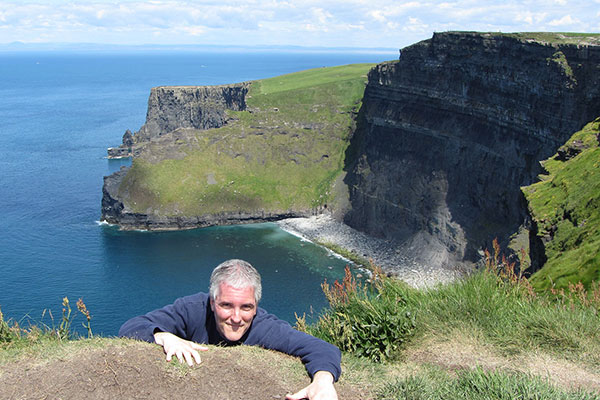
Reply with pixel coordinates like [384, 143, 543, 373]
[108, 83, 249, 158]
[102, 64, 374, 230]
[343, 32, 600, 269]
[102, 32, 600, 274]
[135, 83, 250, 142]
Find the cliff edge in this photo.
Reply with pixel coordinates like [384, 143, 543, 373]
[344, 32, 600, 270]
[102, 32, 600, 275]
[102, 64, 373, 229]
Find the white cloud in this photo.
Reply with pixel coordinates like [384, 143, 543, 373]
[548, 14, 579, 26]
[0, 0, 598, 48]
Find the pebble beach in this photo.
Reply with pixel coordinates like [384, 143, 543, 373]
[277, 214, 467, 288]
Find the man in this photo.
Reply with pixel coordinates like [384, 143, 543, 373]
[119, 259, 340, 400]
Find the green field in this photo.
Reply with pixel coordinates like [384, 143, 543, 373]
[118, 63, 375, 216]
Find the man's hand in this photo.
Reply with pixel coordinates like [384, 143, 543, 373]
[286, 371, 338, 400]
[153, 331, 208, 366]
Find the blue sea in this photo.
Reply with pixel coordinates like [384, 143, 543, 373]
[0, 49, 395, 336]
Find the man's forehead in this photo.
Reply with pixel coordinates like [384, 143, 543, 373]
[217, 283, 256, 302]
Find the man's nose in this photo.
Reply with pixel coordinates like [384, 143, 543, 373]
[231, 308, 242, 323]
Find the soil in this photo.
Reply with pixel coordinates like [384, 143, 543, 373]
[1, 336, 598, 399]
[0, 340, 370, 400]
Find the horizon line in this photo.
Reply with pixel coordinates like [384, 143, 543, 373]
[0, 41, 400, 54]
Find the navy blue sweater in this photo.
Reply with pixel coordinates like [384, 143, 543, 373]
[118, 292, 341, 381]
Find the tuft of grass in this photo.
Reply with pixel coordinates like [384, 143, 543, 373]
[408, 243, 600, 366]
[0, 297, 94, 351]
[376, 366, 599, 400]
[303, 240, 600, 371]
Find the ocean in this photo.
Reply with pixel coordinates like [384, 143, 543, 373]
[0, 49, 395, 336]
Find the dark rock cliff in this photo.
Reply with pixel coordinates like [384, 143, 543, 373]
[344, 32, 600, 268]
[135, 83, 250, 143]
[107, 83, 249, 157]
[103, 83, 251, 228]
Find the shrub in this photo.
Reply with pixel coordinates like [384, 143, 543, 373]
[300, 266, 416, 362]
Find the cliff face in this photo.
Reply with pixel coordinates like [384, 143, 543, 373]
[107, 83, 249, 158]
[103, 83, 250, 227]
[344, 32, 600, 268]
[135, 83, 250, 143]
[101, 64, 372, 230]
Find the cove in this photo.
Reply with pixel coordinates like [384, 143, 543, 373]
[0, 50, 392, 337]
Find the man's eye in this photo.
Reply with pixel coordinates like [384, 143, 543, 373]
[241, 305, 255, 311]
[219, 303, 232, 309]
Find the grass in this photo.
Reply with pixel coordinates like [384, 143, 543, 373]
[496, 32, 600, 45]
[298, 247, 600, 398]
[411, 270, 600, 364]
[376, 366, 598, 400]
[119, 63, 375, 217]
[2, 252, 600, 398]
[0, 296, 94, 358]
[522, 118, 600, 291]
[314, 240, 371, 268]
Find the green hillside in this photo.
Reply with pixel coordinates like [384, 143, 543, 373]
[118, 64, 374, 216]
[523, 118, 600, 290]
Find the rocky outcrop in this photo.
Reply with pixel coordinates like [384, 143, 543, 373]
[344, 32, 600, 269]
[107, 83, 249, 157]
[135, 83, 250, 142]
[103, 82, 256, 226]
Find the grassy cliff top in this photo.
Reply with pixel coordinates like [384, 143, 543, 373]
[506, 32, 600, 45]
[2, 268, 600, 398]
[442, 31, 600, 45]
[523, 118, 600, 290]
[119, 63, 375, 216]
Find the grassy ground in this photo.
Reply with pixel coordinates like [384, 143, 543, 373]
[488, 31, 600, 45]
[118, 64, 374, 216]
[522, 118, 600, 291]
[2, 258, 599, 398]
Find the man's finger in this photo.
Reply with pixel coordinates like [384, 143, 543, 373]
[285, 388, 308, 400]
[191, 349, 202, 364]
[191, 342, 209, 351]
[183, 350, 196, 367]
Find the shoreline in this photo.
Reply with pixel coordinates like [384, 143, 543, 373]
[277, 214, 467, 288]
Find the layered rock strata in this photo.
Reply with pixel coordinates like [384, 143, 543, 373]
[344, 32, 600, 269]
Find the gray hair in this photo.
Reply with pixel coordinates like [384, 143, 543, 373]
[209, 259, 262, 303]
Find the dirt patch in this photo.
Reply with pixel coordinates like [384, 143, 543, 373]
[0, 340, 369, 400]
[404, 334, 600, 392]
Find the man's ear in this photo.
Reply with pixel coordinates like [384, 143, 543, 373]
[209, 297, 215, 312]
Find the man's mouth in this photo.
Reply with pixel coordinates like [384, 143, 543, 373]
[227, 322, 244, 330]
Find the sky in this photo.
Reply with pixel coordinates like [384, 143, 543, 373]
[1, 0, 599, 49]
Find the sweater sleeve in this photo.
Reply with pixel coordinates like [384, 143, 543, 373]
[247, 312, 342, 381]
[118, 293, 206, 342]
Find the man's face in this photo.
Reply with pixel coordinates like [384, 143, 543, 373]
[210, 283, 257, 342]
